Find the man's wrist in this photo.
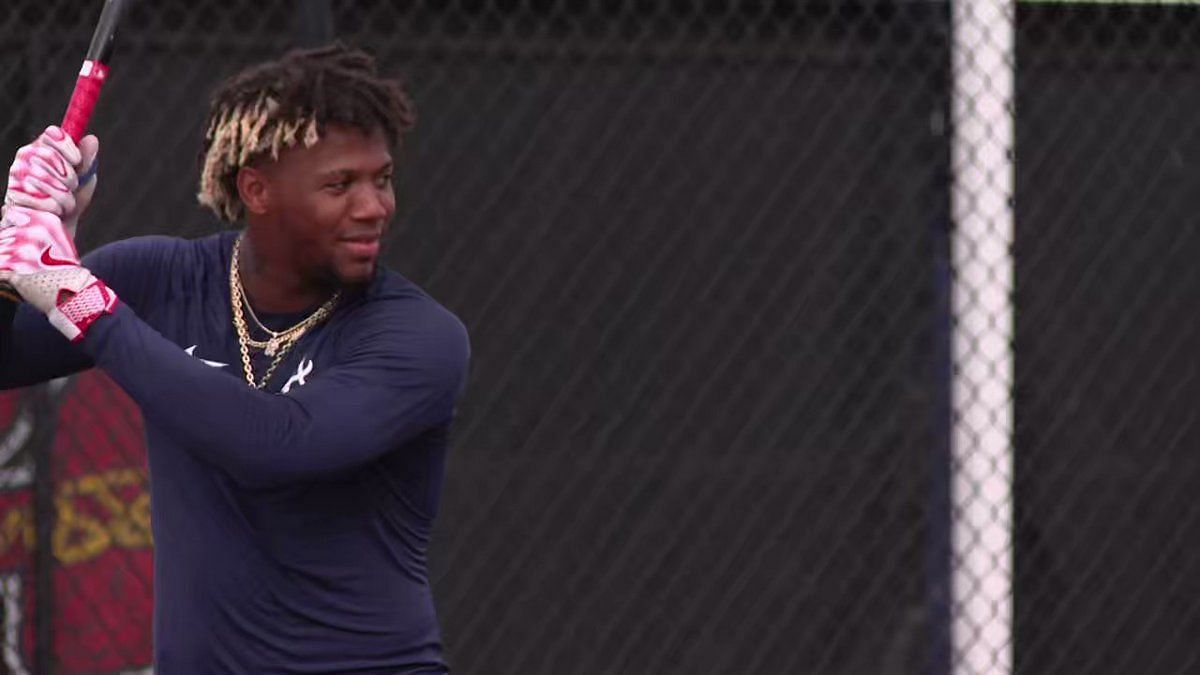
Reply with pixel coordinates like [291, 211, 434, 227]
[46, 278, 118, 342]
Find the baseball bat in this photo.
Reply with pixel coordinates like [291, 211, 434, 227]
[62, 0, 129, 143]
[0, 0, 129, 303]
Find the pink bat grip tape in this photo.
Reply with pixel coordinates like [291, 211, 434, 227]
[61, 60, 109, 144]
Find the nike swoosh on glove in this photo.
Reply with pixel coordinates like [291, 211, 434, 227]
[0, 206, 117, 341]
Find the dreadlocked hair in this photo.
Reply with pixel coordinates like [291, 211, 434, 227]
[198, 43, 417, 222]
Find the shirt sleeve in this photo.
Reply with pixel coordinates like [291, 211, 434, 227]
[0, 236, 179, 389]
[80, 300, 470, 489]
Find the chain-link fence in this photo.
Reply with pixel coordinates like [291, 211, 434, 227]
[1015, 5, 1200, 674]
[0, 1, 1197, 673]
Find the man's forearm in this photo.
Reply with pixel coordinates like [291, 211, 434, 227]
[0, 299, 92, 390]
[81, 303, 464, 488]
[0, 299, 18, 387]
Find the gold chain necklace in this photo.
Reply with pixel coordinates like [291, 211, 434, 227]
[229, 237, 340, 389]
[240, 284, 284, 342]
[232, 251, 336, 356]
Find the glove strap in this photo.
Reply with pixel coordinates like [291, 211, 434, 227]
[47, 279, 117, 342]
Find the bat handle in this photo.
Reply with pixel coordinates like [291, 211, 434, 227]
[61, 60, 110, 144]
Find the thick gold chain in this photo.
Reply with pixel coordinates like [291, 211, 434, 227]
[229, 237, 340, 389]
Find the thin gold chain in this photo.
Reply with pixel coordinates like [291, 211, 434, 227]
[233, 241, 338, 354]
[229, 237, 340, 389]
[240, 285, 283, 339]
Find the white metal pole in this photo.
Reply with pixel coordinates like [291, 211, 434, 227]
[950, 1, 1016, 674]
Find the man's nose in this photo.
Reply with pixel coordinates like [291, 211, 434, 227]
[351, 186, 391, 220]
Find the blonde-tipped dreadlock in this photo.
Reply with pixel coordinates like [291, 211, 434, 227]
[197, 43, 417, 222]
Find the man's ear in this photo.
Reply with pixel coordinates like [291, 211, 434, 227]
[236, 166, 271, 216]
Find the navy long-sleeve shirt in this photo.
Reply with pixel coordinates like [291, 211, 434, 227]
[0, 231, 468, 673]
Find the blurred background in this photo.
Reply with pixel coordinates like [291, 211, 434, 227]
[2, 0, 1200, 673]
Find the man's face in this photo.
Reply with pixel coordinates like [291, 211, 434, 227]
[259, 123, 396, 286]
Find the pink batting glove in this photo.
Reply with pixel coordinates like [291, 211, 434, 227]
[0, 207, 116, 341]
[0, 206, 80, 272]
[1, 126, 98, 232]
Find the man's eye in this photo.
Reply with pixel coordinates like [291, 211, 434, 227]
[375, 174, 393, 187]
[326, 181, 350, 191]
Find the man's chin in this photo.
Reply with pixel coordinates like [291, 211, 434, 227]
[336, 262, 378, 288]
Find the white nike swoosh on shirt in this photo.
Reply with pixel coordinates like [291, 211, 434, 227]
[185, 345, 228, 369]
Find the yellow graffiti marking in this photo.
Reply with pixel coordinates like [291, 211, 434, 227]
[0, 506, 33, 553]
[0, 468, 152, 567]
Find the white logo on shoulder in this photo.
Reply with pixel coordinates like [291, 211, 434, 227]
[281, 357, 314, 394]
[185, 345, 228, 369]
